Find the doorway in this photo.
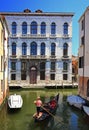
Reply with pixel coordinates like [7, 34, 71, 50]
[30, 67, 37, 84]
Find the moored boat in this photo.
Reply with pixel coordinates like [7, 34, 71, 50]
[83, 106, 89, 116]
[33, 93, 59, 122]
[8, 94, 23, 109]
[67, 95, 86, 109]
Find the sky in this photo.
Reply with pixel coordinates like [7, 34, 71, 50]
[0, 0, 89, 56]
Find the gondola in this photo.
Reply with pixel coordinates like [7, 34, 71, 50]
[33, 93, 59, 122]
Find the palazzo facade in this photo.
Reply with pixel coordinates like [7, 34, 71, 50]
[1, 9, 74, 88]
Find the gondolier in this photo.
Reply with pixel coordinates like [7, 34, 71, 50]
[33, 93, 59, 122]
[34, 96, 42, 116]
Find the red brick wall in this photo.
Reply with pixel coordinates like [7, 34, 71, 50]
[78, 76, 89, 99]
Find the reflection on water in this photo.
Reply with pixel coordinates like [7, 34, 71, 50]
[0, 89, 89, 130]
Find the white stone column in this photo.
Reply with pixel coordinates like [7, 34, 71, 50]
[27, 42, 30, 55]
[27, 24, 30, 35]
[45, 60, 50, 82]
[17, 39, 22, 57]
[45, 40, 50, 57]
[38, 24, 40, 35]
[46, 22, 50, 37]
[17, 23, 22, 36]
[16, 59, 21, 81]
[55, 60, 62, 86]
[37, 42, 40, 56]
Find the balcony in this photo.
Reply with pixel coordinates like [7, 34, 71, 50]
[50, 69, 55, 72]
[62, 55, 70, 60]
[10, 34, 47, 39]
[10, 55, 17, 59]
[50, 55, 56, 59]
[62, 70, 68, 72]
[49, 34, 56, 38]
[10, 34, 18, 38]
[20, 55, 28, 59]
[19, 55, 47, 59]
[29, 55, 47, 59]
[62, 34, 69, 39]
[10, 69, 16, 72]
[20, 34, 47, 39]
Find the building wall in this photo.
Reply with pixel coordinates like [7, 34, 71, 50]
[0, 18, 4, 104]
[78, 7, 89, 100]
[4, 11, 73, 88]
[0, 16, 9, 105]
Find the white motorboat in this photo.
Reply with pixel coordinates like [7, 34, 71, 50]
[8, 94, 23, 109]
[67, 95, 86, 109]
[83, 106, 89, 116]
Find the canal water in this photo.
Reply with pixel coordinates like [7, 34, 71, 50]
[0, 89, 89, 130]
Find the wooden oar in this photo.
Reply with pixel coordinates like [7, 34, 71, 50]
[41, 106, 63, 123]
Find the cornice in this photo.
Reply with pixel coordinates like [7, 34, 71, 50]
[0, 12, 74, 17]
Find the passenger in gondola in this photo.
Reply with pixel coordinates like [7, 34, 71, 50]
[49, 99, 56, 109]
[34, 96, 42, 116]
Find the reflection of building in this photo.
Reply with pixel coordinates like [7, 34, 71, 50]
[1, 9, 74, 88]
[78, 6, 89, 100]
[0, 16, 9, 105]
[72, 55, 78, 83]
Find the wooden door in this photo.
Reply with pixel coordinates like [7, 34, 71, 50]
[30, 67, 37, 84]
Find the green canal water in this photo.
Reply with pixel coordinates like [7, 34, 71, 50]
[0, 89, 89, 130]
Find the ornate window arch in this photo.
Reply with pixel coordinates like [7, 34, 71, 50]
[22, 22, 27, 35]
[40, 62, 45, 80]
[63, 62, 68, 71]
[22, 42, 27, 55]
[31, 21, 37, 34]
[30, 42, 37, 55]
[12, 42, 16, 55]
[51, 22, 56, 34]
[51, 43, 56, 56]
[41, 42, 45, 55]
[41, 22, 46, 34]
[12, 22, 17, 35]
[63, 22, 68, 35]
[63, 43, 68, 56]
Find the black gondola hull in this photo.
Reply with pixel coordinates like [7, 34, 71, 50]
[33, 93, 59, 122]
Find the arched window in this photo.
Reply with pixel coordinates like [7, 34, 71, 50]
[41, 22, 46, 34]
[31, 21, 37, 34]
[63, 43, 68, 56]
[40, 62, 45, 70]
[40, 62, 45, 80]
[51, 43, 56, 55]
[30, 42, 37, 55]
[22, 22, 27, 35]
[41, 43, 45, 55]
[12, 22, 17, 35]
[22, 42, 27, 55]
[12, 42, 16, 55]
[63, 22, 68, 35]
[63, 62, 68, 71]
[51, 22, 56, 34]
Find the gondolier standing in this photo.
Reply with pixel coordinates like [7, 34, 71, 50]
[34, 96, 42, 116]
